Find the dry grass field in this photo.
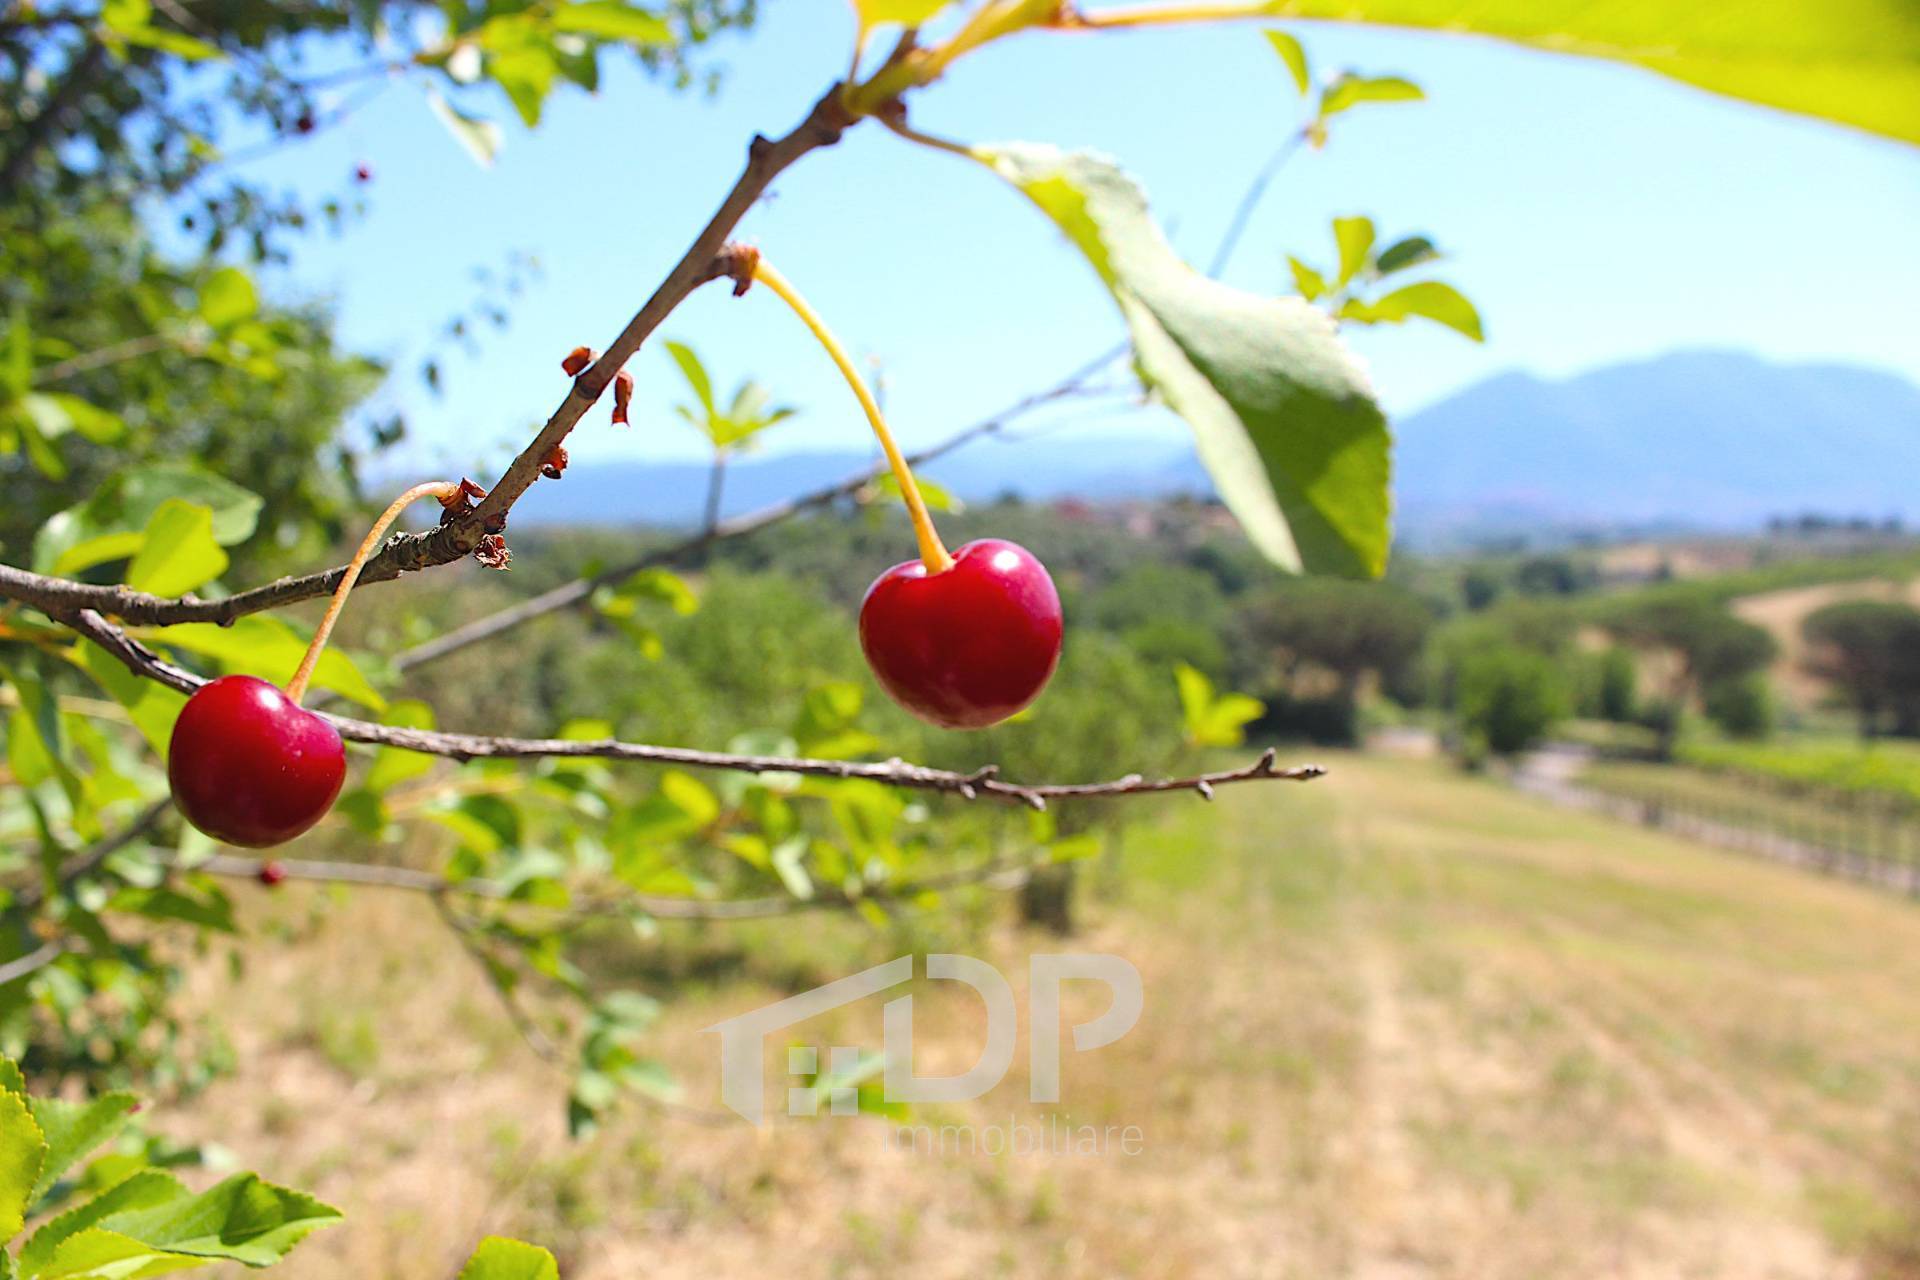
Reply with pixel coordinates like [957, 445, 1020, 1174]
[156, 755, 1920, 1279]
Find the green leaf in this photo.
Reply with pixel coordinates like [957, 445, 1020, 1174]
[770, 835, 813, 900]
[1372, 234, 1440, 276]
[74, 1173, 339, 1268]
[196, 269, 257, 332]
[26, 1094, 138, 1204]
[25, 1227, 195, 1279]
[1267, 0, 1920, 144]
[1263, 28, 1311, 95]
[873, 471, 961, 513]
[487, 44, 559, 127]
[19, 1172, 187, 1277]
[0, 1087, 47, 1242]
[0, 1061, 24, 1097]
[852, 0, 952, 30]
[49, 533, 145, 579]
[140, 617, 385, 712]
[551, 1, 670, 43]
[364, 700, 436, 794]
[1174, 662, 1264, 747]
[977, 144, 1389, 576]
[458, 1237, 560, 1280]
[1340, 280, 1484, 341]
[105, 886, 235, 934]
[73, 643, 187, 762]
[425, 90, 503, 167]
[613, 567, 697, 616]
[119, 24, 224, 60]
[1319, 72, 1423, 117]
[664, 341, 715, 418]
[1331, 215, 1375, 287]
[124, 501, 228, 598]
[34, 466, 260, 576]
[31, 397, 123, 446]
[1286, 256, 1327, 301]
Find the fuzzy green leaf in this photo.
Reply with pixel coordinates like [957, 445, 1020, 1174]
[1331, 215, 1375, 287]
[0, 1088, 47, 1243]
[1372, 234, 1438, 276]
[19, 1172, 187, 1275]
[125, 501, 228, 598]
[76, 1173, 341, 1268]
[852, 0, 952, 30]
[141, 616, 385, 712]
[1319, 72, 1423, 117]
[1261, 0, 1920, 145]
[1263, 28, 1311, 94]
[458, 1236, 560, 1280]
[196, 269, 257, 332]
[425, 90, 503, 168]
[978, 143, 1390, 576]
[363, 700, 437, 794]
[34, 466, 260, 576]
[1286, 255, 1327, 301]
[1341, 280, 1484, 341]
[27, 1093, 138, 1203]
[550, 1, 670, 43]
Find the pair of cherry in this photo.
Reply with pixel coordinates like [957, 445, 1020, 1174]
[174, 540, 1060, 846]
[172, 261, 1060, 849]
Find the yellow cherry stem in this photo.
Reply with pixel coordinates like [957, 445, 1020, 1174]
[285, 480, 460, 705]
[750, 258, 955, 575]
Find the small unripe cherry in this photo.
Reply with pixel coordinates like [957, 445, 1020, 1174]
[169, 676, 346, 848]
[859, 539, 1063, 729]
[258, 859, 290, 887]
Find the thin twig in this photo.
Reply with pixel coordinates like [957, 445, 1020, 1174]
[30, 333, 180, 385]
[56, 604, 1321, 808]
[1208, 128, 1307, 277]
[0, 938, 71, 986]
[382, 346, 1121, 677]
[0, 88, 857, 630]
[431, 895, 563, 1063]
[8, 797, 171, 914]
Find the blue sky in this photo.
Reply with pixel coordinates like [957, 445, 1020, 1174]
[223, 6, 1920, 475]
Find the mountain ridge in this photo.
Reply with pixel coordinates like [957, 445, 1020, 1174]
[504, 350, 1920, 541]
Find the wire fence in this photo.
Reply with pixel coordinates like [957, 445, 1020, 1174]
[1514, 746, 1920, 898]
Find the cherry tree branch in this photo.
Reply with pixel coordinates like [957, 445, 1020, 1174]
[55, 606, 1322, 809]
[0, 86, 856, 630]
[386, 360, 1114, 675]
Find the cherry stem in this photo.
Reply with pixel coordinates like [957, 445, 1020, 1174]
[750, 258, 955, 575]
[285, 480, 460, 705]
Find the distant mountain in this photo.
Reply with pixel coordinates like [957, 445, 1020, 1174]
[1392, 351, 1920, 539]
[507, 351, 1920, 540]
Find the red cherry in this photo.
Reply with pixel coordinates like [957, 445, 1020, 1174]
[258, 860, 289, 887]
[859, 538, 1063, 730]
[294, 113, 315, 135]
[353, 162, 372, 183]
[167, 675, 346, 848]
